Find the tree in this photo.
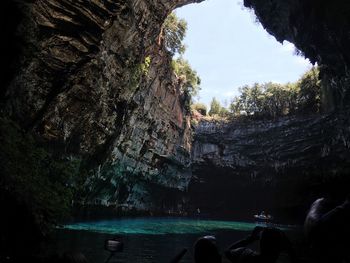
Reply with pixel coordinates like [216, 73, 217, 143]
[192, 103, 207, 116]
[209, 97, 222, 116]
[239, 83, 264, 114]
[262, 82, 292, 117]
[162, 13, 187, 56]
[163, 13, 201, 102]
[219, 106, 230, 117]
[229, 96, 242, 115]
[283, 82, 300, 115]
[172, 57, 201, 97]
[229, 67, 321, 119]
[297, 67, 321, 113]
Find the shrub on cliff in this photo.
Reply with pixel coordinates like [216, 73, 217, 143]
[172, 57, 201, 97]
[209, 97, 221, 116]
[208, 97, 229, 117]
[163, 12, 187, 56]
[163, 13, 201, 101]
[192, 103, 208, 116]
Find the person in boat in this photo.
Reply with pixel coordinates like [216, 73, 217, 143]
[225, 226, 296, 263]
[304, 195, 350, 263]
[254, 211, 272, 220]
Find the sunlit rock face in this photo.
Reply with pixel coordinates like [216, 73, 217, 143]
[243, 0, 350, 111]
[190, 113, 350, 221]
[4, 0, 199, 151]
[82, 46, 194, 211]
[1, 0, 203, 211]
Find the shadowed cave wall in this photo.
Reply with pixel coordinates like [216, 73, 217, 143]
[1, 0, 350, 221]
[190, 113, 350, 222]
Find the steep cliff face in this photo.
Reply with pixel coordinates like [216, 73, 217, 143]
[82, 47, 193, 211]
[1, 0, 203, 212]
[243, 0, 350, 111]
[4, 0, 199, 151]
[3, 0, 350, 217]
[191, 113, 350, 221]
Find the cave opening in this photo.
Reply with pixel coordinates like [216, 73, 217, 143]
[174, 0, 312, 108]
[167, 0, 349, 223]
[170, 0, 324, 222]
[2, 0, 350, 262]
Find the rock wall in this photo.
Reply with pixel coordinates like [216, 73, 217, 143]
[2, 0, 350, 217]
[191, 113, 350, 222]
[1, 0, 203, 212]
[3, 0, 199, 151]
[83, 46, 193, 211]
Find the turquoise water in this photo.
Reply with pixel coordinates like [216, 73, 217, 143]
[63, 217, 262, 235]
[51, 218, 297, 263]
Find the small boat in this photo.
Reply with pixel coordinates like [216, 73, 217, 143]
[254, 211, 273, 222]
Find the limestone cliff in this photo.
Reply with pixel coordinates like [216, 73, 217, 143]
[1, 0, 203, 212]
[2, 0, 350, 217]
[83, 47, 194, 211]
[190, 112, 350, 221]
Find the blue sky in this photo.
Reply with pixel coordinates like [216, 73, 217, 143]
[175, 0, 312, 108]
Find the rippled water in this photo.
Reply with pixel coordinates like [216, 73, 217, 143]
[63, 217, 263, 235]
[48, 217, 298, 263]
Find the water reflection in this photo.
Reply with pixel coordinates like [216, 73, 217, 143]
[63, 217, 267, 235]
[49, 218, 297, 263]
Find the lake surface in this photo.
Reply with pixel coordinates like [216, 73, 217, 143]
[49, 217, 301, 263]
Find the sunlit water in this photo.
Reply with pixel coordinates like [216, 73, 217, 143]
[48, 217, 300, 263]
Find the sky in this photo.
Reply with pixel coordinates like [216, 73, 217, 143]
[175, 0, 313, 108]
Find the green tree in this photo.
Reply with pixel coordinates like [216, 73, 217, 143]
[229, 67, 321, 119]
[219, 106, 230, 117]
[163, 13, 187, 56]
[263, 82, 290, 117]
[229, 96, 242, 115]
[240, 83, 265, 114]
[163, 13, 201, 103]
[284, 82, 300, 115]
[209, 97, 222, 116]
[297, 67, 321, 113]
[172, 57, 201, 97]
[192, 102, 207, 116]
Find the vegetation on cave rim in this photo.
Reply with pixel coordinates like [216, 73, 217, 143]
[197, 67, 321, 120]
[163, 12, 201, 100]
[129, 55, 152, 92]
